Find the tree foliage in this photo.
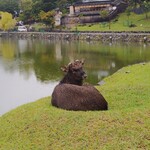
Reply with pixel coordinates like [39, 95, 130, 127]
[126, 7, 131, 20]
[20, 0, 33, 11]
[100, 10, 111, 29]
[142, 0, 150, 19]
[0, 11, 16, 31]
[0, 0, 19, 15]
[0, 0, 149, 26]
[0, 0, 81, 24]
[100, 10, 109, 19]
[39, 10, 55, 27]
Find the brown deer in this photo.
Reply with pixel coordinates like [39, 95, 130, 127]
[51, 60, 108, 111]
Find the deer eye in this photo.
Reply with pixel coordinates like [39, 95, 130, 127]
[73, 69, 78, 72]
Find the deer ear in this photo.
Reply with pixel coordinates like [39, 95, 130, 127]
[61, 66, 68, 72]
[81, 59, 85, 65]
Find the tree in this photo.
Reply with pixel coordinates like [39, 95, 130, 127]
[126, 7, 131, 20]
[100, 10, 108, 18]
[100, 9, 110, 29]
[0, 0, 19, 15]
[125, 7, 132, 26]
[0, 0, 82, 24]
[126, 0, 150, 20]
[128, 0, 140, 8]
[41, 0, 56, 12]
[39, 10, 55, 28]
[31, 0, 43, 20]
[142, 0, 150, 19]
[0, 11, 16, 31]
[56, 0, 68, 14]
[20, 0, 33, 11]
[18, 0, 34, 23]
[79, 13, 83, 24]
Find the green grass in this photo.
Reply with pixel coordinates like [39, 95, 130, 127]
[29, 22, 47, 31]
[73, 12, 150, 31]
[0, 62, 150, 149]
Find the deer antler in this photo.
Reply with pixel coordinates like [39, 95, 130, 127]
[61, 65, 69, 72]
[61, 59, 85, 72]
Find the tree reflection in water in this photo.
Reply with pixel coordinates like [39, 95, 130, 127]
[0, 38, 150, 84]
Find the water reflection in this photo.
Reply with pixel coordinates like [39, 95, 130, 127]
[0, 38, 150, 115]
[1, 38, 150, 83]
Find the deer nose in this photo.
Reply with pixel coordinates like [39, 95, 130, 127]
[83, 72, 87, 79]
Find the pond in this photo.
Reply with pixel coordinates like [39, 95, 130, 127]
[0, 38, 150, 115]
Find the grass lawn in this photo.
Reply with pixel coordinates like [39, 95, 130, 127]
[0, 62, 150, 149]
[72, 12, 150, 31]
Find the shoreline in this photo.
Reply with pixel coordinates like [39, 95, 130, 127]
[0, 31, 150, 42]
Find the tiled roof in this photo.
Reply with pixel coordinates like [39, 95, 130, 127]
[74, 0, 112, 6]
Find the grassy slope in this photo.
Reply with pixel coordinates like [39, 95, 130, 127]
[73, 12, 150, 31]
[0, 62, 150, 150]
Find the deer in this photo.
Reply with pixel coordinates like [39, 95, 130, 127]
[51, 60, 108, 111]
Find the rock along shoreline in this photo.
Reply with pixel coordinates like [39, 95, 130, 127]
[0, 31, 150, 43]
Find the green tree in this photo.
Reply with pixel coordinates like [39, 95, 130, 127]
[20, 0, 33, 11]
[79, 13, 83, 24]
[31, 0, 43, 20]
[100, 10, 108, 18]
[125, 7, 132, 26]
[56, 0, 68, 13]
[126, 7, 131, 20]
[39, 10, 55, 28]
[18, 0, 34, 23]
[128, 0, 140, 8]
[100, 9, 110, 29]
[128, 0, 150, 15]
[143, 0, 150, 19]
[0, 11, 16, 31]
[0, 0, 19, 15]
[0, 0, 82, 23]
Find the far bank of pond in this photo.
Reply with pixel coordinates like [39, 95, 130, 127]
[0, 31, 150, 43]
[0, 37, 150, 115]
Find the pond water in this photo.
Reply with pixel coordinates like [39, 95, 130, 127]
[0, 38, 150, 115]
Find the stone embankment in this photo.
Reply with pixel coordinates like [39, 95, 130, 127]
[0, 31, 150, 43]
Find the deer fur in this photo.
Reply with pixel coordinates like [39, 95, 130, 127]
[51, 60, 108, 111]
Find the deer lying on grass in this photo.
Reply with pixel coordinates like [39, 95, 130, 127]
[51, 60, 108, 111]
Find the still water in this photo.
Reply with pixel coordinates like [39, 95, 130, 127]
[0, 38, 150, 115]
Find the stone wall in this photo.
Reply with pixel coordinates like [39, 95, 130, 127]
[0, 31, 150, 43]
[61, 9, 118, 24]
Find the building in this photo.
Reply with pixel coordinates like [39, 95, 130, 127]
[69, 0, 113, 16]
[62, 0, 127, 25]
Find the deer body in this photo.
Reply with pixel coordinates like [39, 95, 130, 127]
[51, 60, 108, 111]
[52, 84, 108, 111]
